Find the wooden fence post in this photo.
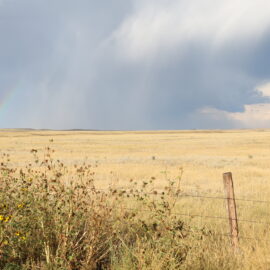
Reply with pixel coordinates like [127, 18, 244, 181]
[223, 172, 239, 250]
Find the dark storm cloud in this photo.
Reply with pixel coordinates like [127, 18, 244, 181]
[0, 0, 134, 128]
[1, 0, 270, 129]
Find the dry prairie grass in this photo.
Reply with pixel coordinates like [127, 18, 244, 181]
[0, 129, 270, 269]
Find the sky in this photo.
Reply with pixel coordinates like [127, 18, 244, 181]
[1, 0, 270, 130]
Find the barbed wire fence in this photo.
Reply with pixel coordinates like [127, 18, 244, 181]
[92, 172, 270, 250]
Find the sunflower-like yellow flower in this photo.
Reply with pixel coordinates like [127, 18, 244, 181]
[0, 215, 4, 221]
[4, 216, 11, 222]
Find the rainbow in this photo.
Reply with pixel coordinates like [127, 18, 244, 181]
[0, 84, 19, 113]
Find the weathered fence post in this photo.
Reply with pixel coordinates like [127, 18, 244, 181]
[223, 172, 239, 250]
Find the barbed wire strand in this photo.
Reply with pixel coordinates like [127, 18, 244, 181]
[93, 188, 270, 204]
[104, 207, 270, 243]
[107, 205, 270, 226]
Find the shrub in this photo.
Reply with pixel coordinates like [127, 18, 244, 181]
[0, 148, 190, 270]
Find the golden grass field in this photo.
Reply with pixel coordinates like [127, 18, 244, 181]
[1, 129, 270, 269]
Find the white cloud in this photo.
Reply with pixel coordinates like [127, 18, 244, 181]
[199, 81, 270, 128]
[200, 102, 270, 129]
[257, 81, 270, 97]
[230, 104, 270, 126]
[113, 0, 270, 61]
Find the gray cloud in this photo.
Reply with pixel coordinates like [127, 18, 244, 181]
[1, 0, 270, 129]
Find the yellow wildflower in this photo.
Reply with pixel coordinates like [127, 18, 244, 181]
[0, 215, 4, 221]
[17, 203, 24, 208]
[3, 240, 9, 245]
[4, 216, 11, 222]
[15, 232, 20, 236]
[21, 236, 26, 241]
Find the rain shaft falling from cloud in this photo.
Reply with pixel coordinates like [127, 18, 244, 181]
[1, 0, 270, 129]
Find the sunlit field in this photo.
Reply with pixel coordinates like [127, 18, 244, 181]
[1, 129, 270, 269]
